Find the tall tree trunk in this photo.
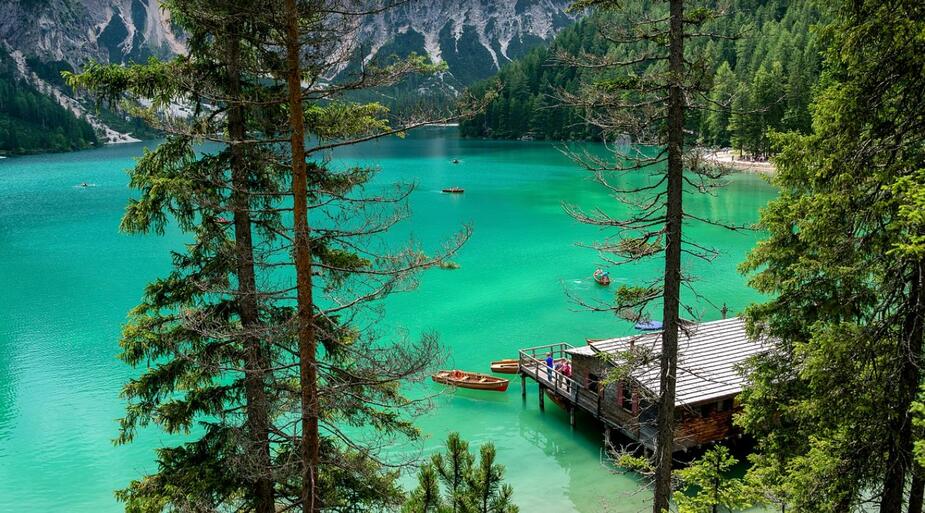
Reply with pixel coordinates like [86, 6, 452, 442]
[909, 463, 925, 513]
[652, 1, 685, 512]
[227, 28, 275, 513]
[881, 262, 925, 513]
[283, 1, 320, 512]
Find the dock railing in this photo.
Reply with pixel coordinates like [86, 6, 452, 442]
[518, 343, 582, 401]
[519, 342, 653, 450]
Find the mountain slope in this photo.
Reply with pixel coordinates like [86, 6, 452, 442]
[357, 0, 574, 86]
[460, 0, 825, 155]
[0, 48, 98, 155]
[0, 0, 179, 153]
[0, 0, 181, 69]
[0, 1, 576, 151]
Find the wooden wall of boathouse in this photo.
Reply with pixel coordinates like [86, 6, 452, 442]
[568, 352, 740, 451]
[568, 352, 654, 444]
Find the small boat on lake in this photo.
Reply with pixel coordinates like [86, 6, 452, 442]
[593, 269, 611, 286]
[442, 187, 464, 194]
[216, 216, 232, 224]
[452, 159, 461, 164]
[433, 370, 510, 392]
[634, 320, 663, 331]
[489, 359, 519, 374]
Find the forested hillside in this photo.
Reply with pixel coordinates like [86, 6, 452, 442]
[460, 0, 824, 157]
[0, 52, 98, 155]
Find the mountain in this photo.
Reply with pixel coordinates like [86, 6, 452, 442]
[0, 0, 181, 153]
[0, 48, 98, 155]
[0, 0, 181, 69]
[0, 0, 574, 154]
[356, 0, 574, 87]
[459, 0, 825, 156]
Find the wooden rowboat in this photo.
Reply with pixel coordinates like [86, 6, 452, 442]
[491, 358, 568, 374]
[433, 370, 510, 392]
[442, 187, 464, 194]
[490, 359, 519, 374]
[593, 269, 611, 286]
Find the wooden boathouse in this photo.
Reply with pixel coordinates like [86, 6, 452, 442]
[517, 317, 768, 452]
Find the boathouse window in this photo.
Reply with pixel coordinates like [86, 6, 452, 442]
[721, 398, 734, 411]
[620, 381, 633, 411]
[588, 373, 600, 393]
[700, 402, 715, 417]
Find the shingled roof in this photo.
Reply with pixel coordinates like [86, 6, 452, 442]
[567, 317, 769, 407]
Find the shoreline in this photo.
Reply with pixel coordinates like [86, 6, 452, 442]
[701, 148, 776, 176]
[0, 138, 147, 159]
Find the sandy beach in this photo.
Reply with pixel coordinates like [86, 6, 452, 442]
[703, 148, 776, 176]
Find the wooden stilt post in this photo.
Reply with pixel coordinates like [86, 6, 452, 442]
[521, 374, 526, 399]
[604, 426, 611, 448]
[538, 385, 545, 411]
[569, 404, 576, 427]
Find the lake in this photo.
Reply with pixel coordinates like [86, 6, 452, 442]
[0, 128, 776, 512]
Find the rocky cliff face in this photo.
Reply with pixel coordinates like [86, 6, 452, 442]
[0, 0, 573, 142]
[0, 0, 184, 142]
[0, 0, 182, 68]
[357, 0, 574, 85]
[2, 0, 572, 80]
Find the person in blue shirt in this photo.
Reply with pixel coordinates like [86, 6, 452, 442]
[546, 352, 554, 380]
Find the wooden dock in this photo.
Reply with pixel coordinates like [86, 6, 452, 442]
[518, 343, 657, 451]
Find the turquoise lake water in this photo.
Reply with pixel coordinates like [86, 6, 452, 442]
[0, 128, 776, 513]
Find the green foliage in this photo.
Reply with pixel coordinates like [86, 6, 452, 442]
[404, 434, 518, 513]
[65, 58, 184, 110]
[615, 453, 655, 474]
[614, 284, 661, 321]
[673, 447, 759, 513]
[0, 50, 98, 155]
[305, 102, 392, 141]
[460, 0, 825, 155]
[71, 1, 456, 511]
[890, 168, 925, 259]
[914, 385, 925, 468]
[737, 0, 925, 510]
[341, 49, 453, 117]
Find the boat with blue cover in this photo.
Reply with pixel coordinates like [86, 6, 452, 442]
[634, 320, 663, 331]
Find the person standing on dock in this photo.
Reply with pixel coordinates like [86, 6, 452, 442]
[562, 360, 572, 378]
[545, 352, 554, 380]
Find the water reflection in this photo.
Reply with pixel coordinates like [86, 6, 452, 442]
[516, 393, 652, 513]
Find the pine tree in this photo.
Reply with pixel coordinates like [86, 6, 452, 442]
[459, 0, 825, 151]
[433, 433, 475, 513]
[67, 1, 283, 510]
[466, 444, 516, 513]
[739, 1, 925, 511]
[269, 2, 487, 510]
[673, 447, 759, 513]
[559, 1, 743, 511]
[68, 1, 486, 511]
[703, 62, 736, 147]
[404, 433, 517, 513]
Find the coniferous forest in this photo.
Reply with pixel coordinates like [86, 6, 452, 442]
[460, 0, 823, 157]
[3, 1, 925, 513]
[0, 52, 98, 155]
